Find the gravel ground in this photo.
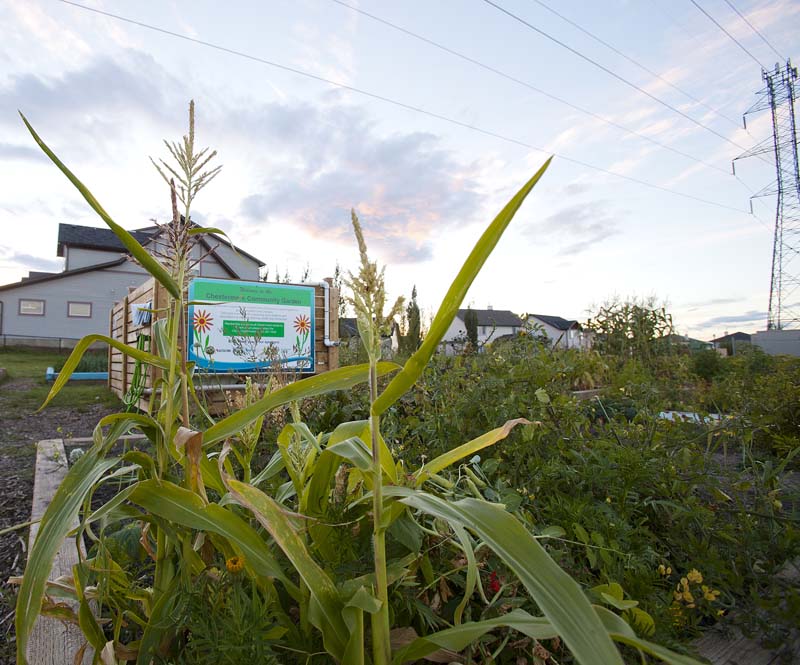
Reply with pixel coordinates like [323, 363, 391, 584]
[0, 376, 116, 665]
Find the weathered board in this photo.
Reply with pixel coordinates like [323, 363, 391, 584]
[26, 439, 91, 665]
[108, 277, 339, 412]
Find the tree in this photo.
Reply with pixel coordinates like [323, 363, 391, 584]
[400, 285, 421, 356]
[464, 306, 479, 351]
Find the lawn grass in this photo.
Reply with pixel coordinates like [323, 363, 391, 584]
[0, 347, 119, 412]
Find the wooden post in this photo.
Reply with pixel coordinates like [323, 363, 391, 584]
[107, 306, 113, 390]
[121, 295, 129, 396]
[326, 278, 340, 371]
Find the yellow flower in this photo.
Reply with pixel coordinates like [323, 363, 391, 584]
[605, 497, 612, 504]
[658, 564, 666, 575]
[674, 591, 683, 602]
[682, 591, 694, 603]
[680, 578, 689, 589]
[666, 567, 672, 575]
[226, 555, 245, 573]
[687, 569, 703, 584]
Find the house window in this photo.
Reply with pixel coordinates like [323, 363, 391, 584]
[19, 299, 45, 316]
[68, 302, 92, 318]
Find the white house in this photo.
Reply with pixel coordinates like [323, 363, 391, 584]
[441, 307, 523, 353]
[525, 314, 591, 350]
[0, 222, 264, 346]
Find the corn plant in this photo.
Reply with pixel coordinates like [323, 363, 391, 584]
[14, 104, 706, 665]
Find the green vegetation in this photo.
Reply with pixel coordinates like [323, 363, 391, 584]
[14, 102, 799, 665]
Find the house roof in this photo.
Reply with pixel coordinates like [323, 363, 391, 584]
[457, 309, 522, 327]
[0, 257, 129, 293]
[527, 314, 581, 331]
[57, 222, 266, 267]
[711, 331, 752, 343]
[57, 223, 155, 257]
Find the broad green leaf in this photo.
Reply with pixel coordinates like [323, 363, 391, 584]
[392, 609, 558, 664]
[225, 478, 349, 659]
[539, 525, 566, 539]
[188, 226, 226, 235]
[136, 576, 180, 665]
[19, 112, 181, 298]
[129, 480, 290, 586]
[594, 606, 705, 665]
[372, 159, 551, 416]
[399, 490, 624, 665]
[415, 418, 529, 486]
[251, 450, 285, 487]
[40, 335, 170, 410]
[203, 362, 400, 447]
[15, 450, 120, 664]
[327, 437, 373, 473]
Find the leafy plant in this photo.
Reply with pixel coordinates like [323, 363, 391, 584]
[14, 103, 712, 665]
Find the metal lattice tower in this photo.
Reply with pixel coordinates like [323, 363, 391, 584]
[734, 60, 800, 330]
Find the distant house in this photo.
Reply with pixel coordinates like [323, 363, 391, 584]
[525, 314, 591, 350]
[441, 307, 523, 353]
[0, 222, 264, 346]
[339, 316, 401, 355]
[710, 331, 751, 355]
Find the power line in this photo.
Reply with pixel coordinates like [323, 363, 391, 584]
[329, 0, 730, 176]
[688, 0, 766, 69]
[481, 0, 762, 158]
[722, 0, 784, 62]
[54, 0, 750, 215]
[528, 0, 743, 130]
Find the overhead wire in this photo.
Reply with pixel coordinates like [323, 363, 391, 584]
[55, 0, 752, 215]
[688, 0, 767, 69]
[528, 0, 743, 130]
[722, 0, 784, 62]
[329, 0, 731, 176]
[480, 0, 765, 160]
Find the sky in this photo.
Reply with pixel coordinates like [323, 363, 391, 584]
[1, 0, 798, 339]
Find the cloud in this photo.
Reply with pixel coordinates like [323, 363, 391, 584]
[682, 297, 742, 312]
[0, 143, 45, 162]
[237, 100, 482, 262]
[0, 246, 63, 272]
[696, 310, 767, 328]
[525, 200, 624, 255]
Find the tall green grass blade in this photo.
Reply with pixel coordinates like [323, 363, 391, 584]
[415, 418, 530, 486]
[392, 609, 557, 664]
[225, 478, 349, 659]
[41, 334, 170, 410]
[136, 575, 180, 665]
[129, 480, 290, 585]
[204, 362, 400, 447]
[19, 112, 181, 298]
[399, 491, 625, 665]
[372, 158, 551, 416]
[15, 452, 120, 665]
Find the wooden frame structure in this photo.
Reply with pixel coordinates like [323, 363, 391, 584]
[109, 277, 340, 412]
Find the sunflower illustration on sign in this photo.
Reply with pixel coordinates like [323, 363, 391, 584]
[293, 314, 311, 363]
[192, 309, 215, 361]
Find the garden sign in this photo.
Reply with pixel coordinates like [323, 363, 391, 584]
[187, 277, 315, 372]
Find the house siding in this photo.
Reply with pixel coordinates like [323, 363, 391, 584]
[0, 265, 149, 338]
[66, 246, 121, 270]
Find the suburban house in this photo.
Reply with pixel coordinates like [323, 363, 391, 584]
[0, 222, 264, 346]
[525, 314, 591, 350]
[339, 316, 401, 356]
[710, 331, 752, 356]
[441, 307, 523, 353]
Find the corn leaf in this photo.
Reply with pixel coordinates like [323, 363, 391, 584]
[399, 490, 625, 665]
[15, 451, 120, 665]
[594, 606, 706, 665]
[392, 609, 558, 664]
[372, 158, 551, 416]
[225, 478, 349, 659]
[415, 418, 530, 486]
[19, 112, 181, 298]
[203, 362, 400, 447]
[129, 480, 290, 586]
[40, 335, 170, 410]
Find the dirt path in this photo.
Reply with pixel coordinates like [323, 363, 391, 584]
[0, 377, 116, 665]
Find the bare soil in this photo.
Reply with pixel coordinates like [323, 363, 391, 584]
[0, 376, 116, 664]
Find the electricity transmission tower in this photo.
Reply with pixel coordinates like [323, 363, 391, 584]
[734, 60, 800, 330]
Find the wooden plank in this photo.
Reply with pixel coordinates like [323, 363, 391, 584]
[328, 283, 340, 370]
[27, 439, 91, 665]
[121, 296, 129, 395]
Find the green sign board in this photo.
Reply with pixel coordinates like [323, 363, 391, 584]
[187, 278, 315, 372]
